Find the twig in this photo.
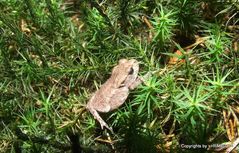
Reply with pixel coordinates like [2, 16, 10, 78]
[90, 0, 113, 28]
[226, 137, 239, 153]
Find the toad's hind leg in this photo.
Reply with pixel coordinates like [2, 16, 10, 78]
[109, 87, 129, 110]
[86, 105, 112, 131]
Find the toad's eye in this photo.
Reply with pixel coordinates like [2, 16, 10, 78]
[128, 67, 134, 75]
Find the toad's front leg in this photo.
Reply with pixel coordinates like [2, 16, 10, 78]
[129, 72, 152, 90]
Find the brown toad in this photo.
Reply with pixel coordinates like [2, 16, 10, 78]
[86, 59, 146, 131]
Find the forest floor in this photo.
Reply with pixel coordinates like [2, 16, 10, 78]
[0, 0, 239, 153]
